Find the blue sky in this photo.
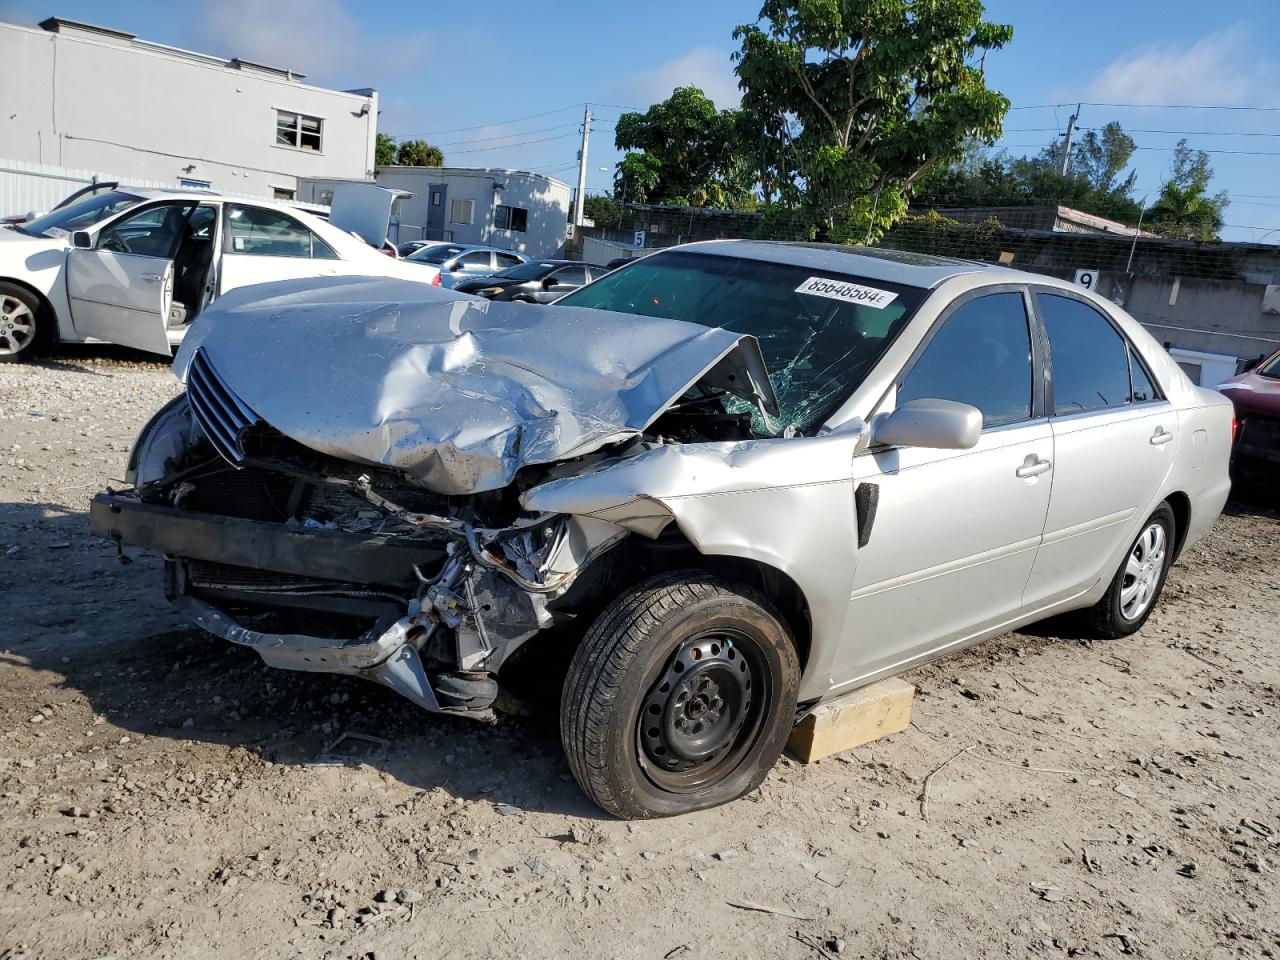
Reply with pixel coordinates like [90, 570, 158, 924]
[3, 0, 1278, 241]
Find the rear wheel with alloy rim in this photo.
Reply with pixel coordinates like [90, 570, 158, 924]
[0, 283, 52, 363]
[561, 572, 799, 819]
[1088, 503, 1175, 638]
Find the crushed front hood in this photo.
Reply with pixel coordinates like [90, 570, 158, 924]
[174, 276, 778, 495]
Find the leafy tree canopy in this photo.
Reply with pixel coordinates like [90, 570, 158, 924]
[613, 86, 755, 208]
[1146, 140, 1228, 241]
[375, 133, 397, 167]
[394, 139, 445, 167]
[733, 0, 1013, 242]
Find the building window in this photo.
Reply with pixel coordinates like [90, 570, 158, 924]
[272, 187, 296, 201]
[318, 190, 334, 205]
[450, 198, 474, 225]
[494, 204, 528, 232]
[276, 110, 322, 151]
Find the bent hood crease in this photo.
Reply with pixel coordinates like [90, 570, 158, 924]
[173, 275, 778, 495]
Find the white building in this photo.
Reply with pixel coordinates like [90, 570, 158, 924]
[299, 167, 573, 259]
[0, 16, 378, 203]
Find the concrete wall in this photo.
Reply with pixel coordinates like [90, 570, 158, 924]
[1122, 276, 1280, 363]
[0, 19, 376, 199]
[303, 167, 572, 259]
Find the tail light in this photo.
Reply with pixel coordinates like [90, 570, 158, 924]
[1231, 416, 1239, 444]
[431, 272, 442, 286]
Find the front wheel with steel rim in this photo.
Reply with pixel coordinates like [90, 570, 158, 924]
[1088, 503, 1176, 638]
[561, 571, 800, 819]
[0, 283, 52, 363]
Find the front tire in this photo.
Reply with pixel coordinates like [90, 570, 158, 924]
[1088, 503, 1175, 638]
[0, 283, 53, 363]
[560, 572, 800, 819]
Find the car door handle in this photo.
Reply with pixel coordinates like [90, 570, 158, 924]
[1016, 455, 1052, 478]
[141, 273, 163, 282]
[1150, 427, 1174, 446]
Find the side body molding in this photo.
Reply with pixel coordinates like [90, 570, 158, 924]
[521, 430, 866, 701]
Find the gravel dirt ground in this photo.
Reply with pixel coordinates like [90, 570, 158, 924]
[1, 350, 1277, 960]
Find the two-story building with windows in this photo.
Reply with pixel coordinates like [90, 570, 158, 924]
[0, 16, 378, 206]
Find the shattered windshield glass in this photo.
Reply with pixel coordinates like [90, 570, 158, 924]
[556, 250, 927, 434]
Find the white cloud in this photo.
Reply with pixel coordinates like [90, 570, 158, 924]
[196, 0, 430, 88]
[618, 47, 741, 110]
[1085, 30, 1267, 106]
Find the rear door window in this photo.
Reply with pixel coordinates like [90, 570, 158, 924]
[897, 292, 1033, 428]
[226, 204, 337, 259]
[1037, 294, 1144, 414]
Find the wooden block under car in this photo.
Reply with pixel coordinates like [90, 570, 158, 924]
[787, 678, 915, 762]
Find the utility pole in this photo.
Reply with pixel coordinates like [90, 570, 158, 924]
[1060, 104, 1080, 176]
[573, 104, 592, 228]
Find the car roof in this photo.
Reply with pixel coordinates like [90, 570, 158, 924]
[673, 239, 1003, 289]
[125, 188, 326, 214]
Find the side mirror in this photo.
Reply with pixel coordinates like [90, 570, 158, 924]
[71, 230, 93, 249]
[542, 277, 559, 289]
[872, 398, 982, 450]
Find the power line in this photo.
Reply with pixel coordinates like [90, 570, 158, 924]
[430, 122, 581, 148]
[407, 103, 584, 137]
[1007, 126, 1280, 138]
[1010, 101, 1280, 112]
[442, 132, 580, 156]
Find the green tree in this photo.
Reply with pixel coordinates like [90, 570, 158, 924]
[1146, 139, 1228, 241]
[395, 139, 445, 167]
[613, 86, 754, 208]
[733, 0, 1013, 243]
[914, 122, 1144, 225]
[375, 133, 397, 167]
[583, 193, 622, 227]
[1032, 121, 1137, 195]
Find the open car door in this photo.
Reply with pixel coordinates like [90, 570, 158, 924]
[66, 200, 196, 355]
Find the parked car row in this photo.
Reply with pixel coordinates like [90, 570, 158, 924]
[0, 184, 443, 361]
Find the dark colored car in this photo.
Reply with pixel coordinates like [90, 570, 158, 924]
[453, 259, 602, 303]
[1220, 348, 1280, 471]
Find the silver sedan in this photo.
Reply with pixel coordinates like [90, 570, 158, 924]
[93, 242, 1233, 819]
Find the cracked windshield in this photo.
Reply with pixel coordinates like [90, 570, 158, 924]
[557, 249, 926, 434]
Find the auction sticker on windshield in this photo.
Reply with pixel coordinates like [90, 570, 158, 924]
[795, 276, 898, 309]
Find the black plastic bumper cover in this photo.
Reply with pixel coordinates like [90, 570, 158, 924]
[89, 493, 444, 588]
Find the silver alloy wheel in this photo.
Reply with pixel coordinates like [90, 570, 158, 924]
[1119, 522, 1167, 620]
[0, 294, 36, 356]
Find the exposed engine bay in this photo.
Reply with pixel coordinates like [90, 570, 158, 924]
[92, 367, 767, 720]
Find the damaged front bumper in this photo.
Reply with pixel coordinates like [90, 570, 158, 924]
[90, 491, 624, 717]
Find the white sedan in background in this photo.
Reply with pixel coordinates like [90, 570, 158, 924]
[0, 186, 443, 362]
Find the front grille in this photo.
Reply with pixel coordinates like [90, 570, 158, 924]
[185, 464, 300, 522]
[186, 347, 260, 467]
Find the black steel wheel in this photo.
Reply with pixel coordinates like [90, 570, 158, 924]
[561, 571, 799, 819]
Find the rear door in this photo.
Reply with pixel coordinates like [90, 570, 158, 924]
[1023, 289, 1178, 607]
[66, 199, 197, 355]
[218, 203, 341, 292]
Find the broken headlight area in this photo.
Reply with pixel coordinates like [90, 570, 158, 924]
[93, 397, 630, 720]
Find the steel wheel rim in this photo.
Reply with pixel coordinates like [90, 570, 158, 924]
[0, 295, 35, 356]
[637, 627, 771, 793]
[1120, 521, 1166, 620]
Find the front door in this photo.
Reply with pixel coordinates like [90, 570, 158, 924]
[537, 264, 587, 303]
[1023, 290, 1179, 607]
[425, 186, 446, 240]
[834, 289, 1053, 688]
[66, 200, 197, 355]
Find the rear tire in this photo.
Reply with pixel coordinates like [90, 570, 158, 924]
[560, 571, 800, 819]
[0, 282, 53, 363]
[1087, 503, 1175, 639]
